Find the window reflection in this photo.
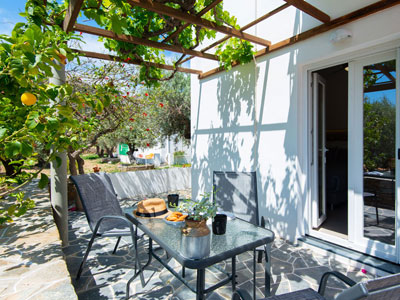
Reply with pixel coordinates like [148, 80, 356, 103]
[363, 59, 396, 245]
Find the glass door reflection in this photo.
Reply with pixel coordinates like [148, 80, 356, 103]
[363, 59, 396, 245]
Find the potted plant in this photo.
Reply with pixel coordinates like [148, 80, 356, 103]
[177, 193, 218, 259]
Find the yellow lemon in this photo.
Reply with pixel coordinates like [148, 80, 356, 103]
[21, 92, 37, 106]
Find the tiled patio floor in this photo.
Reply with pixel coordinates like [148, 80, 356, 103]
[64, 191, 377, 300]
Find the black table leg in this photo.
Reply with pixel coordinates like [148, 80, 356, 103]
[253, 249, 256, 300]
[264, 243, 271, 297]
[196, 268, 206, 300]
[126, 238, 153, 299]
[232, 255, 236, 291]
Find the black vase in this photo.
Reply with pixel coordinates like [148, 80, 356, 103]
[167, 194, 179, 208]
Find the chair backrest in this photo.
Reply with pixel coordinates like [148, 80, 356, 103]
[70, 172, 126, 234]
[213, 171, 259, 226]
[335, 273, 400, 300]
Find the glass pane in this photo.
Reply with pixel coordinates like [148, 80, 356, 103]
[318, 82, 325, 218]
[363, 59, 396, 245]
[125, 210, 273, 263]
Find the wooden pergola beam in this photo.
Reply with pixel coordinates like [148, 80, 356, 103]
[63, 0, 84, 32]
[163, 0, 223, 43]
[126, 0, 271, 47]
[283, 0, 330, 23]
[179, 3, 290, 64]
[73, 49, 203, 75]
[199, 0, 400, 79]
[177, 3, 291, 66]
[74, 23, 219, 61]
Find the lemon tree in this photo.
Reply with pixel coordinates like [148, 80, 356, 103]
[0, 10, 81, 223]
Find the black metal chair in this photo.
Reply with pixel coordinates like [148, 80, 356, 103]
[70, 172, 145, 285]
[232, 271, 400, 300]
[213, 171, 270, 263]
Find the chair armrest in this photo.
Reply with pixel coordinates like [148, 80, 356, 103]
[93, 215, 135, 235]
[232, 289, 252, 300]
[318, 271, 357, 295]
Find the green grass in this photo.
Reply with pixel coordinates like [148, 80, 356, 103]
[81, 154, 100, 160]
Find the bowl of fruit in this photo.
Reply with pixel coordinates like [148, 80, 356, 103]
[164, 211, 187, 226]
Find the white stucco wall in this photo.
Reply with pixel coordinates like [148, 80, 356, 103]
[191, 1, 400, 242]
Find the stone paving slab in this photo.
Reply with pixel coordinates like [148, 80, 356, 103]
[0, 180, 77, 300]
[0, 182, 379, 300]
[64, 189, 377, 300]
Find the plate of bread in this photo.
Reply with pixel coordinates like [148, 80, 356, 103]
[164, 211, 188, 226]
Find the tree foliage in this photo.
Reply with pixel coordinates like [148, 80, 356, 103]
[363, 96, 395, 171]
[29, 0, 254, 84]
[153, 72, 190, 140]
[66, 57, 163, 169]
[0, 20, 79, 223]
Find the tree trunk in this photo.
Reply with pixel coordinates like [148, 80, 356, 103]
[67, 152, 78, 176]
[184, 118, 191, 140]
[0, 158, 21, 177]
[128, 143, 136, 154]
[76, 154, 85, 174]
[128, 143, 137, 160]
[96, 146, 103, 158]
[104, 146, 113, 158]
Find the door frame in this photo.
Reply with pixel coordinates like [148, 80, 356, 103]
[311, 73, 327, 228]
[302, 40, 400, 263]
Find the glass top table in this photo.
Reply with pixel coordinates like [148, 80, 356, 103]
[125, 208, 274, 300]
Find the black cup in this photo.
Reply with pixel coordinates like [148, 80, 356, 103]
[212, 214, 227, 235]
[167, 194, 179, 208]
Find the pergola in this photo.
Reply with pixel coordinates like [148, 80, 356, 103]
[52, 0, 400, 245]
[63, 0, 400, 79]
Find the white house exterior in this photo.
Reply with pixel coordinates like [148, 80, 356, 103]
[191, 1, 400, 263]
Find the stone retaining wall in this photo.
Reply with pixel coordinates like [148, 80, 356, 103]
[108, 167, 191, 200]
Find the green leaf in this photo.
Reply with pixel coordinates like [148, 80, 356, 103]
[57, 105, 73, 117]
[0, 42, 12, 53]
[0, 127, 7, 139]
[103, 0, 112, 7]
[20, 142, 33, 157]
[110, 14, 122, 34]
[35, 123, 45, 133]
[103, 95, 111, 107]
[95, 101, 104, 113]
[46, 117, 59, 130]
[7, 205, 17, 216]
[24, 51, 36, 64]
[38, 173, 49, 189]
[59, 48, 67, 56]
[26, 111, 39, 129]
[5, 141, 22, 157]
[46, 87, 59, 100]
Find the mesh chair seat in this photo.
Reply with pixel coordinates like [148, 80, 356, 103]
[71, 172, 127, 234]
[70, 172, 146, 291]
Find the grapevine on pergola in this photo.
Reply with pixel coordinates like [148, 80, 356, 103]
[25, 0, 255, 85]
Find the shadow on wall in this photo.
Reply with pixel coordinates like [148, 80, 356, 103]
[192, 62, 256, 200]
[193, 10, 310, 242]
[255, 9, 306, 242]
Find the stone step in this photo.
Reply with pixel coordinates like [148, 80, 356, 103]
[298, 236, 400, 275]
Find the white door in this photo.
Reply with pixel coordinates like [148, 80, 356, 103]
[349, 50, 399, 262]
[312, 73, 327, 228]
